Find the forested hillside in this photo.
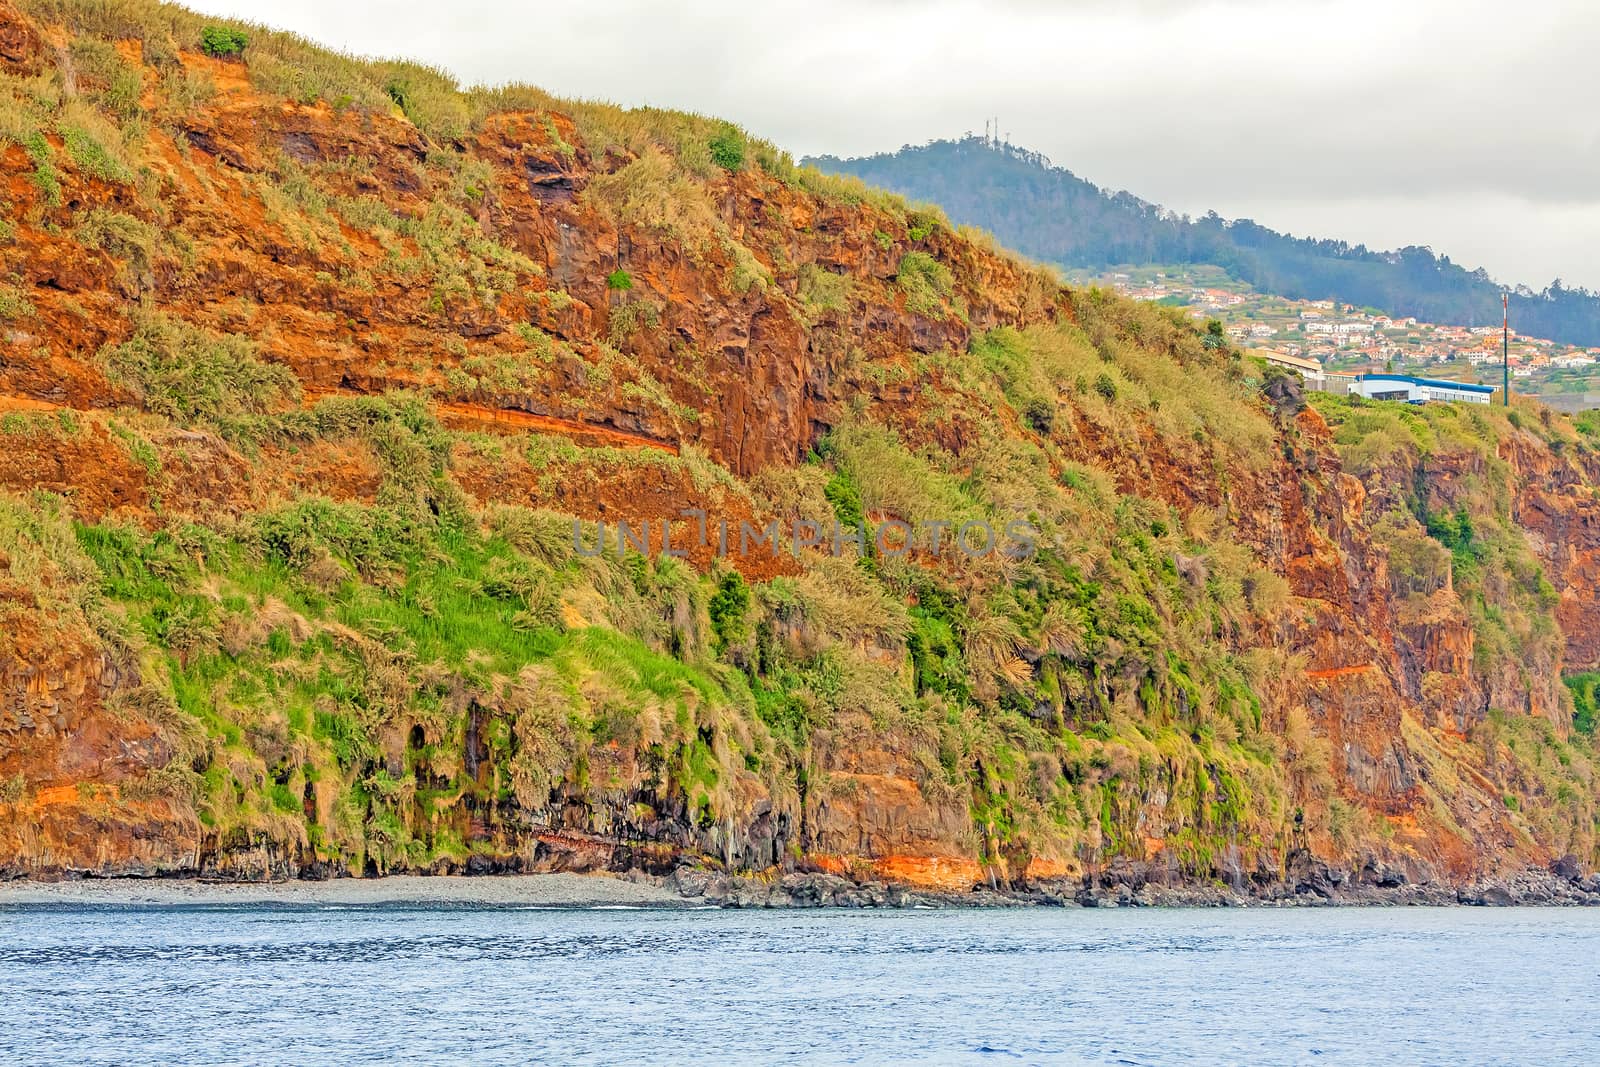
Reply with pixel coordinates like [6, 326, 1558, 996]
[807, 138, 1600, 348]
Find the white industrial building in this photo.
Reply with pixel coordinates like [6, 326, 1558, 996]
[1347, 374, 1495, 405]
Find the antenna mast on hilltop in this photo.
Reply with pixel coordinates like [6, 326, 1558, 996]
[1503, 292, 1510, 407]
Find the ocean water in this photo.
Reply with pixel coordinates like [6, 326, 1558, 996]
[2, 904, 1597, 1065]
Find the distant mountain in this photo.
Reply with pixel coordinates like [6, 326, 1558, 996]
[805, 137, 1600, 348]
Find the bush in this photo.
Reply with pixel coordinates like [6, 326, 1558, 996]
[23, 132, 62, 206]
[1094, 372, 1118, 401]
[96, 314, 301, 427]
[78, 210, 156, 284]
[906, 209, 942, 242]
[798, 264, 850, 317]
[896, 251, 953, 316]
[0, 286, 34, 322]
[607, 300, 659, 346]
[824, 471, 866, 534]
[606, 269, 633, 290]
[0, 773, 24, 805]
[1023, 397, 1054, 434]
[708, 570, 751, 654]
[200, 26, 249, 58]
[1566, 673, 1600, 735]
[378, 62, 470, 141]
[708, 125, 746, 171]
[583, 148, 723, 256]
[1425, 505, 1474, 555]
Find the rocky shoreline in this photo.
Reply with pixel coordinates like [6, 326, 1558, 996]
[669, 861, 1600, 908]
[6, 861, 1600, 909]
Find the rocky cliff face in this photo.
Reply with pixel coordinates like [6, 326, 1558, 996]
[2, 0, 1599, 897]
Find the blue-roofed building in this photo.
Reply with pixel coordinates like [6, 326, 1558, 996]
[1348, 374, 1496, 405]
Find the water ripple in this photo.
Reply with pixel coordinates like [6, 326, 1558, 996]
[1, 906, 1597, 1065]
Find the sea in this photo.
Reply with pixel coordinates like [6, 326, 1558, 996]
[2, 903, 1596, 1065]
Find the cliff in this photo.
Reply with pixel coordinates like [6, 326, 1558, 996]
[2, 0, 1599, 900]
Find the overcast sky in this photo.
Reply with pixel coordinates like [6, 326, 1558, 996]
[190, 0, 1600, 290]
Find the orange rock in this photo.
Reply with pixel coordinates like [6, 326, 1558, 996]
[32, 785, 80, 808]
[871, 854, 983, 892]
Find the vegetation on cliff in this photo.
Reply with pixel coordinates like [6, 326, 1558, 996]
[2, 0, 1598, 890]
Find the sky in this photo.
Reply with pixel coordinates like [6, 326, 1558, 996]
[187, 0, 1600, 291]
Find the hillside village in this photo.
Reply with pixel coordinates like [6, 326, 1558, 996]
[1070, 265, 1600, 409]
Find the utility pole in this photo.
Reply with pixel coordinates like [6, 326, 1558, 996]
[1502, 291, 1510, 406]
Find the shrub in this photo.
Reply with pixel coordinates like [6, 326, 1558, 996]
[798, 264, 850, 317]
[906, 209, 942, 242]
[584, 148, 722, 254]
[61, 123, 132, 183]
[23, 132, 61, 206]
[1094, 372, 1118, 401]
[200, 26, 249, 58]
[1023, 397, 1054, 434]
[896, 251, 953, 316]
[378, 62, 470, 141]
[1566, 673, 1600, 735]
[708, 125, 746, 171]
[824, 471, 866, 534]
[606, 269, 633, 290]
[0, 286, 34, 322]
[708, 570, 751, 654]
[96, 314, 301, 427]
[1425, 506, 1475, 556]
[607, 300, 659, 347]
[78, 210, 156, 284]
